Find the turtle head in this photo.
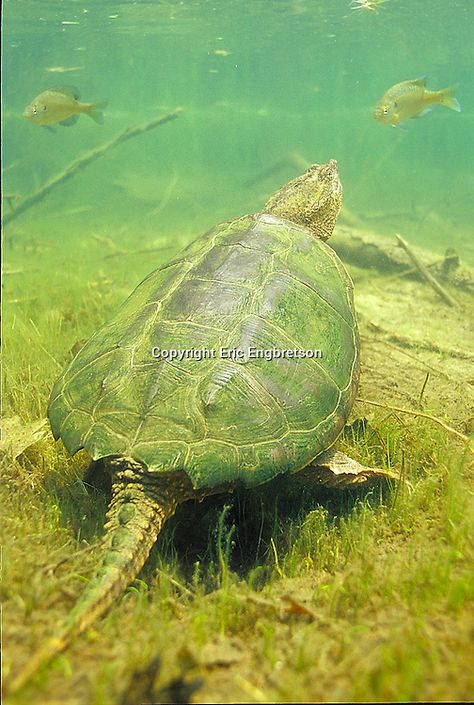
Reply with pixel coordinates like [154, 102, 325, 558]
[264, 159, 342, 240]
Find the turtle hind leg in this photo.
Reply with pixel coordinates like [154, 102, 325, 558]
[7, 459, 190, 694]
[299, 447, 398, 489]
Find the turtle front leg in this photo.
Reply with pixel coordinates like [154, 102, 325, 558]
[298, 447, 398, 489]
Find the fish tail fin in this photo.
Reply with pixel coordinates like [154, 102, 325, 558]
[86, 99, 108, 124]
[438, 85, 461, 112]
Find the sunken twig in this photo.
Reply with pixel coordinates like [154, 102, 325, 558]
[395, 233, 457, 307]
[3, 108, 182, 226]
[356, 397, 473, 453]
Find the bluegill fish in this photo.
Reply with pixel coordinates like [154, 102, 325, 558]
[374, 78, 460, 127]
[23, 86, 107, 127]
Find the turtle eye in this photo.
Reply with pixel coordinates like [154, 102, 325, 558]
[32, 106, 38, 115]
[41, 105, 47, 112]
[383, 107, 389, 115]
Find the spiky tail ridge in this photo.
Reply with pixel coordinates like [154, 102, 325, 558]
[8, 464, 180, 694]
[437, 85, 461, 113]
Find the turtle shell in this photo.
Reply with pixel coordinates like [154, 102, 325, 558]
[48, 213, 359, 489]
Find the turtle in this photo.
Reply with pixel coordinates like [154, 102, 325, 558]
[10, 159, 391, 692]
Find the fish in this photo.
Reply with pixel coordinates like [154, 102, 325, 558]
[374, 78, 460, 127]
[23, 86, 107, 127]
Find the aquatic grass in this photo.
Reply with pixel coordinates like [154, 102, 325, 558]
[4, 406, 473, 702]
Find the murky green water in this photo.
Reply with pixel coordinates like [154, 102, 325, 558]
[3, 0, 473, 263]
[2, 6, 473, 701]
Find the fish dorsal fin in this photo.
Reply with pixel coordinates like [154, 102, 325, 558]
[53, 85, 81, 100]
[412, 76, 427, 87]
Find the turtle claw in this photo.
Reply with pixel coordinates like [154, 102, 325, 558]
[301, 448, 398, 488]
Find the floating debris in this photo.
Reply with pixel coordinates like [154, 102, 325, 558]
[46, 65, 85, 74]
[350, 0, 387, 11]
[213, 49, 232, 57]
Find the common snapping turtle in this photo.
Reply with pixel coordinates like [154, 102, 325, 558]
[12, 160, 384, 691]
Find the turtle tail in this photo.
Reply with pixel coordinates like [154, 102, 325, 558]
[8, 464, 181, 694]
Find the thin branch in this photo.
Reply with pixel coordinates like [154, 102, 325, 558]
[3, 108, 182, 226]
[356, 397, 473, 453]
[396, 233, 457, 307]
